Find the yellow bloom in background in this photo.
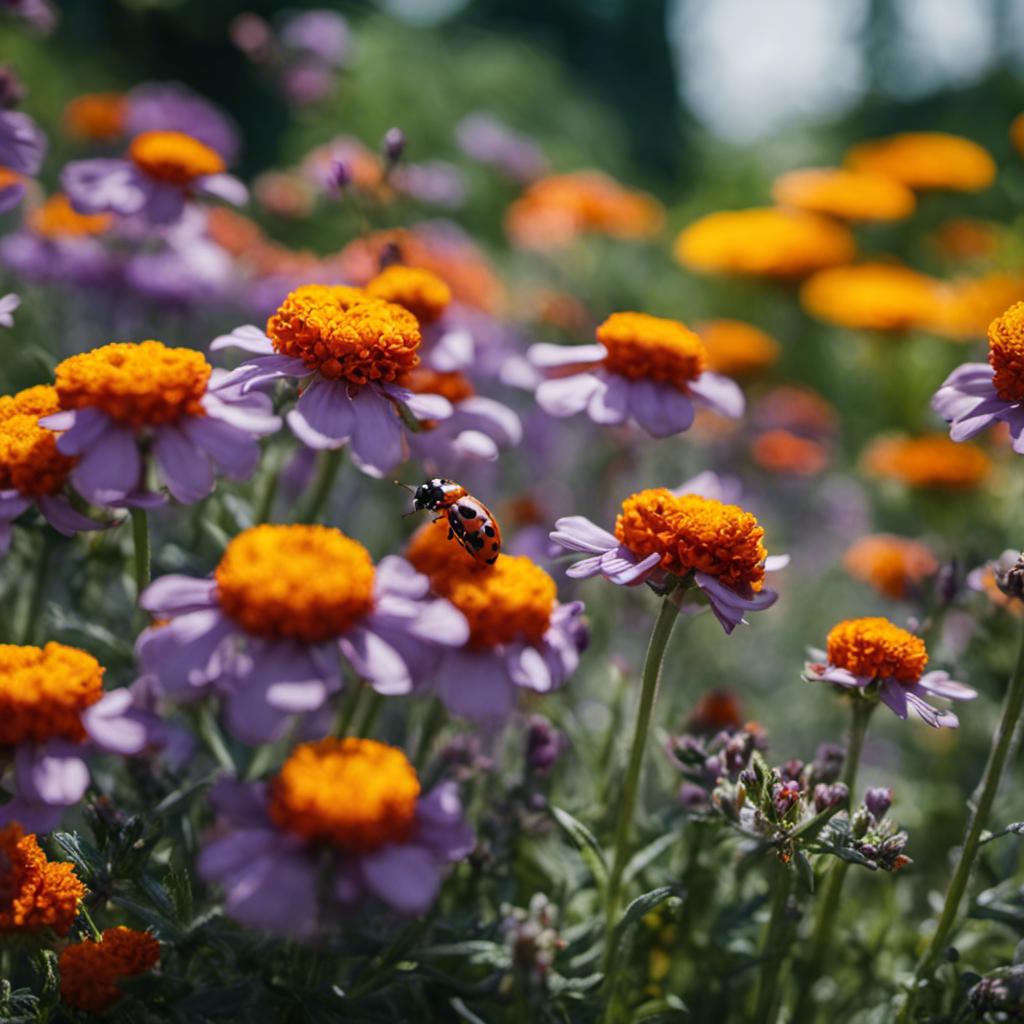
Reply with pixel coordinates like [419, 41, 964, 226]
[844, 132, 996, 193]
[771, 167, 916, 222]
[673, 207, 855, 279]
[932, 273, 1024, 341]
[862, 434, 992, 492]
[800, 261, 944, 332]
[843, 534, 939, 599]
[751, 429, 829, 477]
[365, 265, 453, 324]
[695, 319, 781, 379]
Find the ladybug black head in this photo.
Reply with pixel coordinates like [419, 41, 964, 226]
[412, 479, 447, 511]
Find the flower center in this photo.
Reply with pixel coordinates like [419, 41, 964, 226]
[54, 342, 212, 428]
[266, 284, 421, 384]
[128, 130, 225, 185]
[267, 738, 420, 853]
[614, 489, 767, 590]
[29, 195, 111, 239]
[598, 312, 708, 390]
[407, 520, 555, 648]
[0, 642, 105, 745]
[0, 385, 76, 496]
[214, 525, 376, 643]
[63, 93, 126, 142]
[988, 301, 1024, 402]
[365, 265, 452, 323]
[826, 617, 928, 683]
[58, 928, 161, 1013]
[0, 824, 85, 936]
[402, 367, 475, 404]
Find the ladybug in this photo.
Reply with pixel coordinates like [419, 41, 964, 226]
[403, 478, 502, 565]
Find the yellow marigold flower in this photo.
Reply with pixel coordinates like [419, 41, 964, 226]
[862, 434, 991, 492]
[843, 534, 939, 599]
[751, 429, 828, 476]
[268, 738, 420, 852]
[365, 265, 452, 324]
[771, 167, 916, 222]
[128, 130, 225, 185]
[844, 132, 996, 193]
[933, 273, 1024, 341]
[62, 93, 126, 143]
[54, 341, 212, 428]
[988, 301, 1024, 402]
[0, 823, 85, 936]
[673, 207, 855, 279]
[597, 311, 708, 387]
[59, 927, 160, 1013]
[695, 319, 780, 378]
[800, 262, 944, 332]
[615, 489, 766, 591]
[407, 519, 556, 649]
[214, 524, 376, 644]
[0, 385, 76, 496]
[826, 617, 928, 683]
[0, 642, 104, 746]
[28, 195, 111, 239]
[266, 284, 421, 384]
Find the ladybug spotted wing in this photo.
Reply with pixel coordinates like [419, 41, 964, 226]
[445, 495, 502, 565]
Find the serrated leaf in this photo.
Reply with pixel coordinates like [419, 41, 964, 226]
[50, 831, 106, 878]
[550, 806, 608, 890]
[421, 940, 512, 967]
[611, 885, 674, 956]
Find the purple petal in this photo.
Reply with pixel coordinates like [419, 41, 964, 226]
[153, 425, 215, 503]
[47, 406, 110, 453]
[15, 743, 89, 806]
[360, 842, 442, 914]
[528, 342, 606, 370]
[451, 430, 498, 459]
[454, 397, 523, 445]
[62, 160, 148, 216]
[140, 575, 218, 615]
[915, 671, 978, 701]
[535, 374, 604, 417]
[348, 385, 405, 476]
[69, 424, 141, 502]
[550, 515, 618, 554]
[374, 555, 431, 598]
[289, 377, 355, 447]
[180, 415, 259, 479]
[565, 554, 606, 579]
[507, 644, 554, 692]
[339, 625, 411, 695]
[587, 374, 630, 424]
[37, 495, 107, 536]
[687, 372, 745, 419]
[878, 678, 909, 719]
[196, 172, 248, 206]
[143, 182, 186, 225]
[905, 690, 958, 728]
[435, 648, 516, 724]
[136, 610, 234, 693]
[428, 327, 474, 371]
[415, 783, 475, 859]
[603, 549, 663, 585]
[210, 324, 275, 354]
[627, 378, 696, 438]
[0, 491, 33, 521]
[81, 689, 148, 754]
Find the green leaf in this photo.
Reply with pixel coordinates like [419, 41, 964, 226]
[792, 849, 815, 893]
[421, 941, 512, 967]
[50, 831, 105, 879]
[550, 806, 608, 890]
[611, 885, 674, 956]
[623, 832, 678, 884]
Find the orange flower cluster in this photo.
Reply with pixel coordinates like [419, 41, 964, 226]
[844, 132, 996, 193]
[843, 535, 938, 599]
[695, 320, 780, 379]
[59, 927, 160, 1012]
[862, 434, 991, 492]
[771, 167, 916, 223]
[0, 824, 85, 936]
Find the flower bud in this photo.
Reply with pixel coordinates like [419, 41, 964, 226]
[384, 127, 406, 164]
[864, 787, 892, 819]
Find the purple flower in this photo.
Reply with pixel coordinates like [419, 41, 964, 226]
[804, 618, 977, 728]
[136, 533, 469, 744]
[212, 285, 454, 479]
[0, 108, 45, 175]
[39, 342, 280, 506]
[62, 129, 246, 228]
[124, 82, 240, 164]
[551, 479, 786, 634]
[528, 312, 744, 438]
[0, 292, 18, 327]
[392, 161, 466, 209]
[198, 741, 473, 935]
[455, 112, 547, 184]
[279, 10, 350, 68]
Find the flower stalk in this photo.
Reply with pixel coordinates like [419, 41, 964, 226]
[300, 447, 344, 524]
[752, 858, 793, 1024]
[130, 507, 150, 597]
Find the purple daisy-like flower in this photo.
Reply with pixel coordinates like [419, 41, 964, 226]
[39, 342, 280, 507]
[198, 743, 474, 937]
[551, 479, 786, 634]
[212, 285, 455, 478]
[0, 292, 19, 327]
[62, 128, 246, 228]
[528, 311, 744, 438]
[124, 82, 240, 164]
[136, 529, 469, 744]
[804, 617, 977, 729]
[0, 109, 45, 176]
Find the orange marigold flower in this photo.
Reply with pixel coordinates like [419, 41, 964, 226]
[28, 195, 111, 239]
[826, 617, 928, 682]
[862, 434, 991, 491]
[771, 167, 915, 222]
[597, 311, 708, 387]
[62, 93, 126, 143]
[686, 689, 745, 734]
[0, 824, 85, 936]
[933, 273, 1024, 341]
[365, 265, 452, 324]
[59, 927, 160, 1013]
[751, 429, 828, 476]
[0, 384, 76, 496]
[695, 319, 780, 378]
[844, 132, 996, 193]
[800, 262, 944, 332]
[128, 130, 225, 185]
[843, 534, 939, 599]
[673, 207, 855, 279]
[401, 368, 475, 404]
[987, 301, 1024, 402]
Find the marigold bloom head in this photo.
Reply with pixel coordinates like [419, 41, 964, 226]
[932, 274, 1024, 341]
[695, 319, 780, 378]
[0, 642, 104, 745]
[843, 535, 939, 599]
[54, 341, 211, 428]
[268, 738, 420, 852]
[862, 434, 991, 492]
[59, 927, 160, 1013]
[365, 265, 452, 324]
[401, 368, 475, 405]
[844, 132, 996, 193]
[215, 525, 376, 644]
[800, 262, 944, 332]
[0, 385, 75, 496]
[597, 312, 708, 388]
[62, 93, 126, 143]
[0, 823, 85, 936]
[673, 207, 855, 279]
[826, 618, 928, 683]
[128, 129, 225, 184]
[266, 284, 421, 384]
[987, 301, 1024, 402]
[615, 489, 766, 590]
[751, 429, 828, 476]
[28, 195, 111, 239]
[771, 167, 916, 222]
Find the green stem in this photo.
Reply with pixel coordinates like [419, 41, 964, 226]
[130, 507, 150, 597]
[253, 444, 284, 525]
[195, 705, 236, 773]
[79, 903, 103, 940]
[791, 699, 875, 1022]
[300, 448, 344, 524]
[412, 698, 447, 769]
[351, 689, 383, 738]
[900, 613, 1024, 1019]
[603, 597, 681, 956]
[752, 860, 793, 1024]
[20, 531, 54, 644]
[334, 680, 366, 738]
